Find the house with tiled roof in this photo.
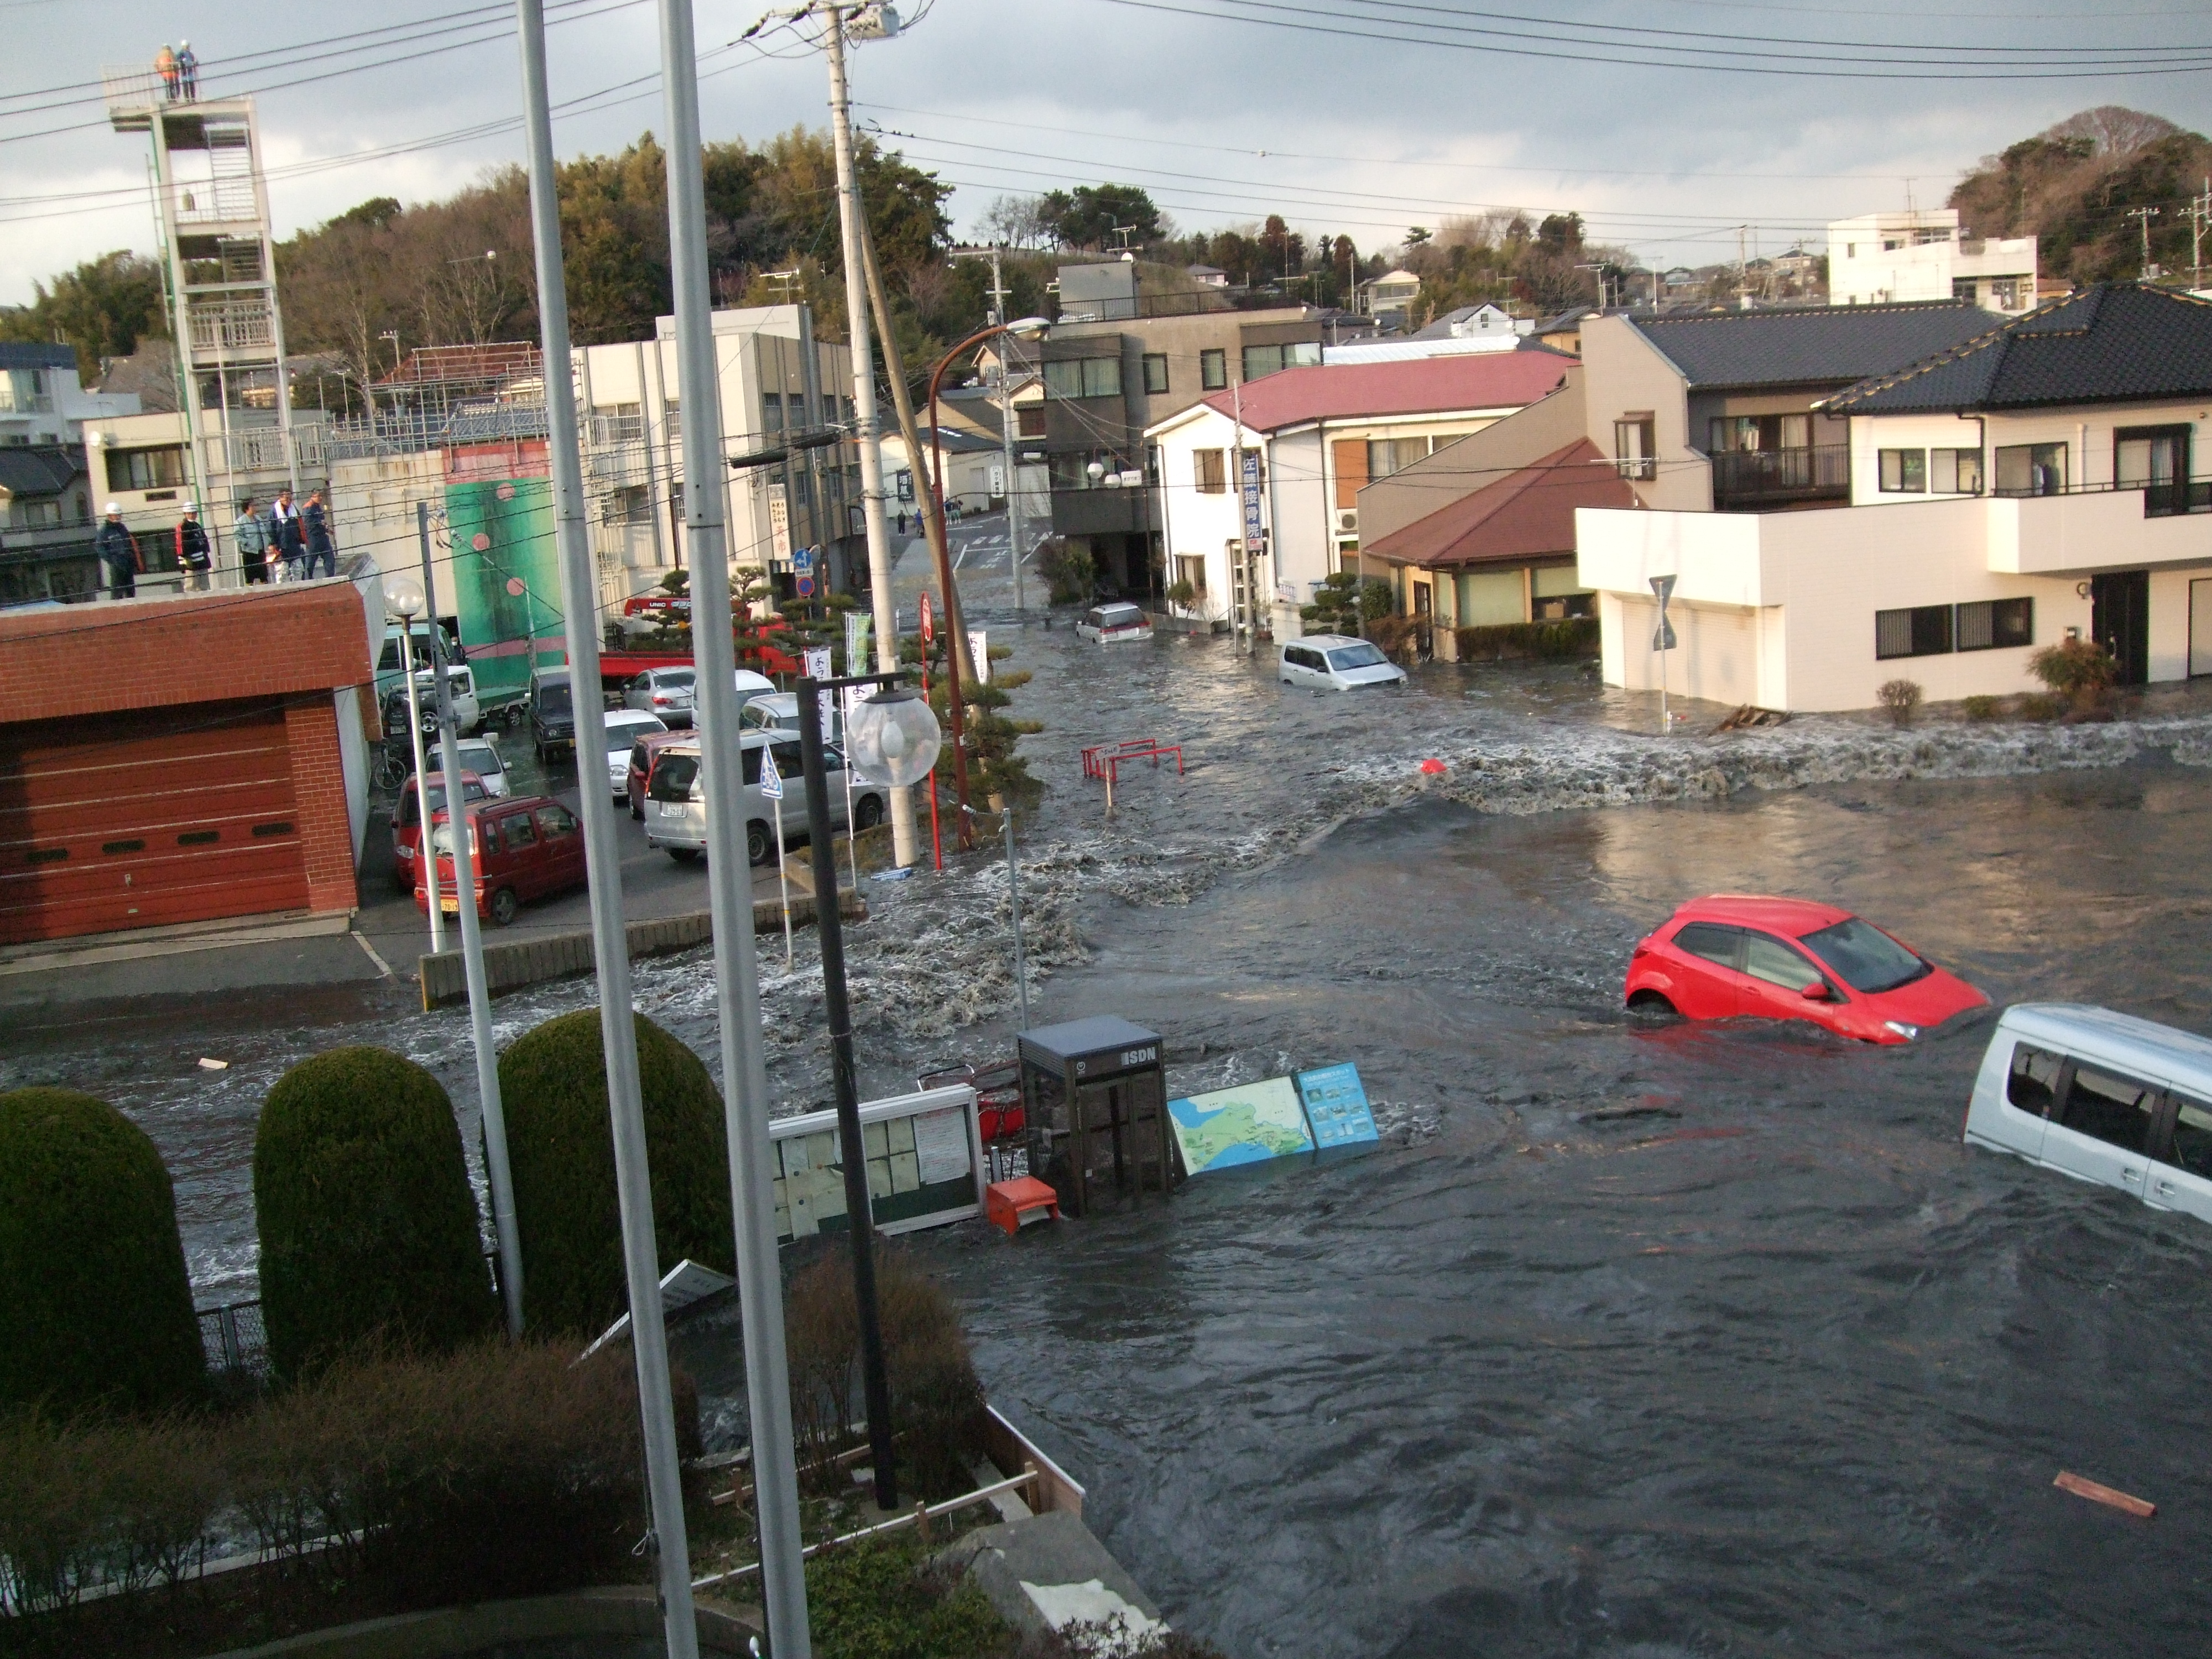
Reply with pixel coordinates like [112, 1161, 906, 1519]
[1575, 283, 2212, 709]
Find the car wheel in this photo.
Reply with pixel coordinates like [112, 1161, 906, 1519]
[854, 794, 884, 832]
[1626, 990, 1677, 1019]
[670, 847, 701, 865]
[747, 820, 771, 867]
[503, 706, 525, 731]
[488, 887, 519, 927]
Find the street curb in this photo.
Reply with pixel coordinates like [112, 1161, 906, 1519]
[418, 893, 865, 1009]
[0, 911, 353, 979]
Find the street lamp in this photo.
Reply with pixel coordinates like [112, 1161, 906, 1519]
[922, 317, 1047, 848]
[385, 572, 444, 954]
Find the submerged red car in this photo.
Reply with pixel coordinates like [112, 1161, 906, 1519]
[1624, 895, 1988, 1044]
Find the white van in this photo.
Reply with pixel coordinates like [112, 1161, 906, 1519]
[643, 731, 886, 866]
[1963, 1004, 2212, 1224]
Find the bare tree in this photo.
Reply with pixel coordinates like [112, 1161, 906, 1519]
[2043, 106, 2182, 157]
[977, 194, 1053, 250]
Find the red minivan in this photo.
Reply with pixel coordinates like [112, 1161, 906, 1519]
[415, 794, 587, 925]
[390, 771, 488, 893]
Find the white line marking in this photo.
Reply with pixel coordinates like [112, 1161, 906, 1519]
[352, 930, 397, 979]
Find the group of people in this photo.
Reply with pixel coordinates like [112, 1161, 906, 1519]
[93, 488, 336, 599]
[153, 42, 198, 101]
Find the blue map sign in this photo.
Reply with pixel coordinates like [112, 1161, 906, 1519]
[1294, 1063, 1380, 1150]
[1168, 1077, 1315, 1175]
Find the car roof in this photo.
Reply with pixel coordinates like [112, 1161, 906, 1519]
[750, 692, 798, 713]
[407, 768, 484, 786]
[1672, 894, 1856, 935]
[1297, 634, 1363, 650]
[735, 669, 779, 692]
[606, 708, 664, 726]
[1997, 1003, 2212, 1086]
[1094, 602, 1144, 615]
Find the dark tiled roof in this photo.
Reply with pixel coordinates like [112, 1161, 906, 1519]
[1823, 283, 2212, 414]
[0, 342, 76, 372]
[1631, 300, 1997, 390]
[0, 445, 84, 498]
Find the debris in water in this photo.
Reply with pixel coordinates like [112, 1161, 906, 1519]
[1419, 758, 1447, 775]
[2054, 1472, 2155, 1518]
[1580, 1104, 1682, 1123]
[872, 868, 914, 882]
[1716, 705, 1790, 732]
[196, 1057, 229, 1071]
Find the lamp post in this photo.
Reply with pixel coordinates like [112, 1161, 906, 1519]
[801, 676, 942, 1510]
[386, 577, 444, 953]
[922, 319, 1047, 847]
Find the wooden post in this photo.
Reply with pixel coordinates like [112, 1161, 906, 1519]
[1022, 1458, 1042, 1513]
[914, 1499, 932, 1545]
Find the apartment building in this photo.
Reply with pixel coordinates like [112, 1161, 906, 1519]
[1829, 209, 2039, 314]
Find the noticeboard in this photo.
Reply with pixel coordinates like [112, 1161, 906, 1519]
[770, 1085, 984, 1241]
[1294, 1063, 1380, 1149]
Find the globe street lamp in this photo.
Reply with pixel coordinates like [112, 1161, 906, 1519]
[384, 572, 443, 954]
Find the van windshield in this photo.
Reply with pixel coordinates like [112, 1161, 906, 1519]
[1801, 918, 1929, 994]
[538, 682, 571, 717]
[650, 755, 702, 801]
[1327, 643, 1387, 670]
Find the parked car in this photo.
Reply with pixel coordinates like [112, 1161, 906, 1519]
[425, 735, 511, 797]
[624, 666, 697, 727]
[389, 771, 489, 893]
[1963, 1003, 2212, 1224]
[643, 732, 885, 866]
[1623, 895, 1987, 1043]
[627, 727, 696, 820]
[738, 689, 836, 739]
[416, 794, 588, 926]
[1280, 635, 1407, 691]
[602, 710, 667, 801]
[1076, 602, 1152, 644]
[530, 667, 576, 762]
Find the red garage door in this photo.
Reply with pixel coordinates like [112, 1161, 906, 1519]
[0, 701, 311, 946]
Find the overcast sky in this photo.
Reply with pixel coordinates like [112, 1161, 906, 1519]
[5, 0, 2212, 307]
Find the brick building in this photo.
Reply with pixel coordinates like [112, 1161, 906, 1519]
[0, 583, 378, 946]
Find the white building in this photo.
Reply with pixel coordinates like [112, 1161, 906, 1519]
[1829, 209, 2038, 314]
[1144, 351, 1573, 638]
[1577, 283, 2212, 711]
[0, 344, 140, 447]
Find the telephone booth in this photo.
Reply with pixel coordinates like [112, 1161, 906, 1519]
[1017, 1016, 1176, 1217]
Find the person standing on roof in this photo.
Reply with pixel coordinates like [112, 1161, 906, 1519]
[269, 488, 306, 580]
[302, 488, 336, 579]
[236, 494, 271, 585]
[176, 505, 212, 591]
[154, 44, 179, 100]
[176, 41, 198, 100]
[97, 504, 142, 599]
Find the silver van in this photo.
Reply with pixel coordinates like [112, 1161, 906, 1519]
[643, 731, 886, 866]
[1963, 1003, 2212, 1224]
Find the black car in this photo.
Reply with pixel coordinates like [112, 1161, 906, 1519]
[530, 667, 575, 763]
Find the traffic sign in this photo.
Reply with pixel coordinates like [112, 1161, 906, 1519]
[1652, 619, 1678, 651]
[759, 743, 784, 800]
[796, 572, 816, 598]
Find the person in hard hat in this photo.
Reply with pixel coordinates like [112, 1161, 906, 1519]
[154, 44, 179, 101]
[176, 40, 198, 100]
[96, 504, 142, 599]
[176, 505, 212, 591]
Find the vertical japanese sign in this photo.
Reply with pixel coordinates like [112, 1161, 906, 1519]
[968, 629, 990, 684]
[844, 609, 872, 677]
[1240, 448, 1265, 555]
[767, 482, 792, 562]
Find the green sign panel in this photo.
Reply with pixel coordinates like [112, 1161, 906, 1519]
[445, 477, 564, 705]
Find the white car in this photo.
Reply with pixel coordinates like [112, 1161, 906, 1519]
[1279, 634, 1407, 691]
[623, 666, 697, 727]
[643, 731, 886, 866]
[1076, 602, 1152, 644]
[740, 690, 838, 741]
[602, 709, 668, 800]
[424, 734, 508, 796]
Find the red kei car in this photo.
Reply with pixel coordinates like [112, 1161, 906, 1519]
[1624, 895, 1988, 1044]
[414, 794, 586, 926]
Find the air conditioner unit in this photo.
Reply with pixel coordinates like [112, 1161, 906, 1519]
[1335, 508, 1359, 534]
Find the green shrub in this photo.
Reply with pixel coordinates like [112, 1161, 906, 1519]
[810, 1535, 1008, 1659]
[1300, 572, 1394, 636]
[1038, 538, 1094, 606]
[1453, 618, 1600, 661]
[0, 1088, 202, 1416]
[2016, 691, 2064, 721]
[1876, 677, 1923, 726]
[1961, 693, 2002, 722]
[500, 1010, 732, 1335]
[253, 1048, 497, 1380]
[2028, 637, 2120, 708]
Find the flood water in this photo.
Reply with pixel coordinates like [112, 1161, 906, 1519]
[8, 621, 2212, 1656]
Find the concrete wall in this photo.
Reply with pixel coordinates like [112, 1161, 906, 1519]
[1579, 317, 1708, 512]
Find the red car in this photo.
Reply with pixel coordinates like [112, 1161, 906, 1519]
[1624, 895, 1987, 1044]
[389, 771, 488, 893]
[414, 794, 587, 926]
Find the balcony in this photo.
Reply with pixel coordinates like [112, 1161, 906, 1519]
[1710, 444, 1849, 512]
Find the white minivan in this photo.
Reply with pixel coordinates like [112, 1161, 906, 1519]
[1962, 1003, 2212, 1224]
[643, 731, 886, 866]
[1279, 633, 1407, 691]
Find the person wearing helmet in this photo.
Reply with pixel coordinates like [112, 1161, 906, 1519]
[97, 503, 142, 599]
[154, 44, 178, 101]
[176, 40, 197, 100]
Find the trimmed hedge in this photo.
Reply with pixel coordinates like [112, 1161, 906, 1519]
[1454, 617, 1600, 661]
[0, 1088, 204, 1416]
[254, 1048, 497, 1380]
[499, 1010, 733, 1336]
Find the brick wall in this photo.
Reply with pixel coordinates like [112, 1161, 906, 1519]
[283, 697, 358, 916]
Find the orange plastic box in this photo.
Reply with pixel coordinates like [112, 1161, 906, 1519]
[985, 1177, 1060, 1236]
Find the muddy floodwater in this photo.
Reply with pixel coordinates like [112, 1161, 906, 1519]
[9, 623, 2212, 1656]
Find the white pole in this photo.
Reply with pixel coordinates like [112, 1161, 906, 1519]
[400, 627, 445, 953]
[648, 2, 813, 1652]
[517, 7, 702, 1655]
[990, 247, 1026, 612]
[419, 502, 523, 1337]
[823, 5, 915, 869]
[1004, 804, 1028, 1030]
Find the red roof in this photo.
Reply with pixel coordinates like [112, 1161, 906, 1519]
[1194, 350, 1573, 432]
[1362, 439, 1636, 569]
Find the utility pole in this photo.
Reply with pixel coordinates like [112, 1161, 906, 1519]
[2194, 179, 2209, 289]
[2129, 205, 2162, 278]
[989, 248, 1026, 611]
[820, 2, 917, 869]
[646, 2, 814, 1656]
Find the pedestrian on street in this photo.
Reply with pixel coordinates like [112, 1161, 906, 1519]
[97, 504, 142, 599]
[270, 489, 306, 580]
[175, 40, 197, 100]
[176, 506, 212, 591]
[154, 44, 179, 100]
[236, 494, 272, 585]
[302, 489, 336, 579]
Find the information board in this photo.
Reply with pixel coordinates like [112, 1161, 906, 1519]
[1167, 1076, 1315, 1175]
[1294, 1063, 1380, 1149]
[769, 1086, 983, 1240]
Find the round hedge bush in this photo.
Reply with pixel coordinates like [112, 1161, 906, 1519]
[0, 1087, 203, 1415]
[254, 1047, 497, 1379]
[499, 1010, 732, 1336]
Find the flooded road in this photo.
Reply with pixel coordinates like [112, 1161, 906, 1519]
[8, 620, 2212, 1655]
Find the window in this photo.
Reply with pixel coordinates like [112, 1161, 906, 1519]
[502, 811, 539, 849]
[21, 499, 61, 529]
[1326, 643, 1389, 671]
[653, 754, 701, 800]
[1931, 448, 1983, 494]
[1015, 404, 1046, 439]
[1800, 919, 1928, 994]
[1366, 437, 1431, 481]
[2162, 1091, 2212, 1178]
[105, 446, 187, 492]
[1048, 450, 1120, 491]
[763, 390, 785, 432]
[2056, 1063, 2159, 1154]
[1994, 442, 2066, 496]
[1672, 922, 1741, 967]
[1043, 357, 1121, 399]
[1614, 417, 1656, 481]
[1200, 349, 1227, 391]
[1952, 278, 1979, 302]
[1955, 597, 2033, 651]
[536, 804, 579, 839]
[1878, 448, 1928, 493]
[1743, 933, 1825, 993]
[1876, 604, 1953, 659]
[1991, 278, 2022, 310]
[1142, 353, 1169, 395]
[2007, 1044, 2065, 1115]
[475, 816, 505, 856]
[1194, 448, 1227, 494]
[1174, 554, 1207, 595]
[1240, 341, 1321, 382]
[1708, 414, 1812, 454]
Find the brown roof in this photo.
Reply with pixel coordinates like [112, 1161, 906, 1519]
[1361, 438, 1635, 569]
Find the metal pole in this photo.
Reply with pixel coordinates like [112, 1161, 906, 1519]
[419, 501, 523, 1338]
[1004, 804, 1028, 1030]
[797, 675, 899, 1510]
[822, 4, 916, 870]
[649, 2, 812, 1652]
[400, 627, 445, 953]
[990, 248, 1026, 612]
[516, 8, 705, 1656]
